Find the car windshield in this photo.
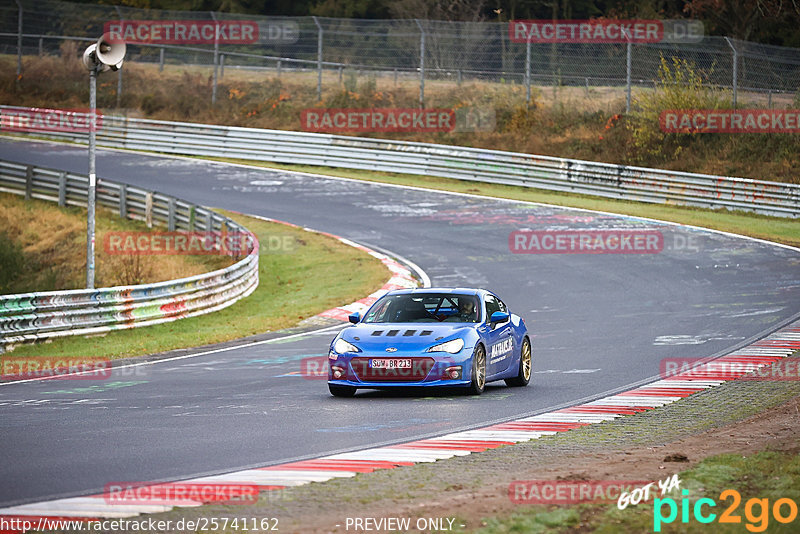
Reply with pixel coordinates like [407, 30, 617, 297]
[363, 293, 480, 323]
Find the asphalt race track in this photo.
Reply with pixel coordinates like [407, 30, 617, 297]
[1, 138, 798, 507]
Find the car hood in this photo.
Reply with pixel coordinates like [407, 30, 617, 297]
[340, 323, 475, 352]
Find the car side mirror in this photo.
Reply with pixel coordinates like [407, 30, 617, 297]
[348, 312, 361, 324]
[490, 311, 510, 324]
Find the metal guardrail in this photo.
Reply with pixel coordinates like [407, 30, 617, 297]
[0, 159, 259, 347]
[1, 106, 797, 217]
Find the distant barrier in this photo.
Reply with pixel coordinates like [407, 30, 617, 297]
[0, 159, 259, 347]
[1, 105, 797, 217]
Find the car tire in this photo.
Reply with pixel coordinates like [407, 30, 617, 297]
[505, 337, 531, 387]
[328, 384, 356, 397]
[468, 344, 486, 395]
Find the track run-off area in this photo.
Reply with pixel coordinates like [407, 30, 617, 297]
[1, 138, 798, 509]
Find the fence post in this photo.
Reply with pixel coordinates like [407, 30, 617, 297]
[415, 19, 425, 109]
[15, 0, 22, 85]
[114, 6, 123, 108]
[58, 171, 67, 207]
[312, 16, 323, 101]
[211, 11, 219, 106]
[159, 48, 164, 72]
[725, 37, 738, 108]
[525, 40, 531, 104]
[625, 40, 632, 113]
[220, 54, 225, 78]
[38, 37, 43, 57]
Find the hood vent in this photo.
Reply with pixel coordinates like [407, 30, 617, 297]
[368, 329, 436, 337]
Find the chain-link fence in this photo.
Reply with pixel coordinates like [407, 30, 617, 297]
[1, 0, 799, 110]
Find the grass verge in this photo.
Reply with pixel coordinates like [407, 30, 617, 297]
[204, 158, 800, 249]
[477, 450, 800, 533]
[0, 192, 233, 293]
[2, 208, 388, 359]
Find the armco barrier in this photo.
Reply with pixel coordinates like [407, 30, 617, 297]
[1, 105, 797, 217]
[0, 159, 259, 347]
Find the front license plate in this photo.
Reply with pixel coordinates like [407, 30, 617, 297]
[370, 358, 412, 369]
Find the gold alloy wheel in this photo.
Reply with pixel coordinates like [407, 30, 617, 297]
[521, 338, 532, 381]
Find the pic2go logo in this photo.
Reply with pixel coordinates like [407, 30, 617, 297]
[654, 489, 798, 532]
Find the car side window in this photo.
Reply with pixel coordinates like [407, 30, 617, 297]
[496, 297, 508, 313]
[485, 295, 501, 322]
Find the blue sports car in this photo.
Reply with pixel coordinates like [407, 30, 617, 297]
[327, 288, 531, 397]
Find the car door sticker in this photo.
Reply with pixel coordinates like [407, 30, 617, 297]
[489, 338, 513, 363]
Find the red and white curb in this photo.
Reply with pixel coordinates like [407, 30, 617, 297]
[314, 237, 421, 322]
[2, 321, 797, 530]
[246, 215, 424, 323]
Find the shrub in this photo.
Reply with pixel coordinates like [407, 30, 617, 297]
[626, 56, 729, 163]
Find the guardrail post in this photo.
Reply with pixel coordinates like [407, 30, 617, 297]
[189, 205, 196, 231]
[312, 16, 323, 102]
[58, 171, 66, 207]
[206, 211, 213, 231]
[119, 183, 127, 218]
[145, 192, 153, 228]
[159, 48, 164, 72]
[168, 198, 176, 231]
[15, 0, 22, 86]
[24, 165, 32, 200]
[415, 19, 425, 109]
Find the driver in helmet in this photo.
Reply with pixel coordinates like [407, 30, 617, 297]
[458, 298, 477, 321]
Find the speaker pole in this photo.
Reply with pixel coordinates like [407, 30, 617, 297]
[82, 33, 125, 289]
[87, 67, 97, 289]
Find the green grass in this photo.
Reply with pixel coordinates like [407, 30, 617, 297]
[474, 450, 800, 533]
[203, 158, 800, 249]
[4, 209, 389, 360]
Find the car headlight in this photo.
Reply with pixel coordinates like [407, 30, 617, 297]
[333, 338, 360, 354]
[427, 338, 464, 354]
